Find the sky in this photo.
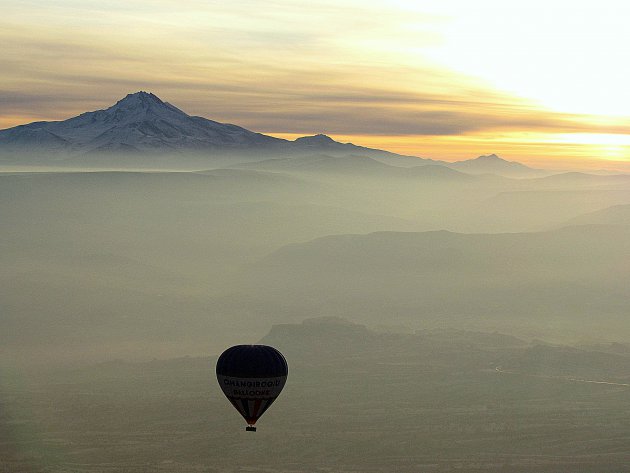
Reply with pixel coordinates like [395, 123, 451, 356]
[2, 0, 630, 169]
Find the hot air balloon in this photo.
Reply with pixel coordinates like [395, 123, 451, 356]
[216, 345, 288, 432]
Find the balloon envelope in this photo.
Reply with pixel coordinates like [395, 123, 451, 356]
[216, 345, 288, 428]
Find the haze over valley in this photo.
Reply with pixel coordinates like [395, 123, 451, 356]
[3, 92, 630, 472]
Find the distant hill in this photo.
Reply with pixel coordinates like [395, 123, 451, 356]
[234, 154, 473, 181]
[260, 317, 630, 384]
[258, 225, 630, 277]
[259, 316, 528, 369]
[446, 154, 549, 178]
[561, 203, 630, 227]
[528, 171, 630, 189]
[238, 225, 630, 339]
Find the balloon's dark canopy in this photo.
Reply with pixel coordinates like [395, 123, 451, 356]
[216, 345, 288, 378]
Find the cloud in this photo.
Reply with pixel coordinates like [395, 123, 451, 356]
[2, 0, 630, 153]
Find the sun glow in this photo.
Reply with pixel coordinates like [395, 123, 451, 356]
[422, 1, 630, 118]
[551, 133, 630, 147]
[550, 133, 630, 161]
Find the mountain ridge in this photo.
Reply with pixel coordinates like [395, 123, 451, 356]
[0, 91, 551, 177]
[0, 92, 427, 163]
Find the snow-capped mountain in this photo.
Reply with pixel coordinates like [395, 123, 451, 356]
[0, 92, 285, 155]
[0, 92, 428, 164]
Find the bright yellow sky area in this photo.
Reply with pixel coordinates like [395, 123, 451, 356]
[2, 0, 630, 169]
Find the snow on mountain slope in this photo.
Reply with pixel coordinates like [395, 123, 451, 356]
[0, 92, 286, 155]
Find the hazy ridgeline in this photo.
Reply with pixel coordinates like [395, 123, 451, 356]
[2, 152, 630, 472]
[2, 156, 630, 363]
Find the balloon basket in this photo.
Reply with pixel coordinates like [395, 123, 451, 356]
[246, 426, 257, 432]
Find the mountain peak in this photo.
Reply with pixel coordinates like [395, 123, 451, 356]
[294, 134, 336, 144]
[116, 91, 164, 106]
[474, 154, 502, 162]
[119, 90, 164, 103]
[89, 91, 190, 125]
[446, 153, 546, 177]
